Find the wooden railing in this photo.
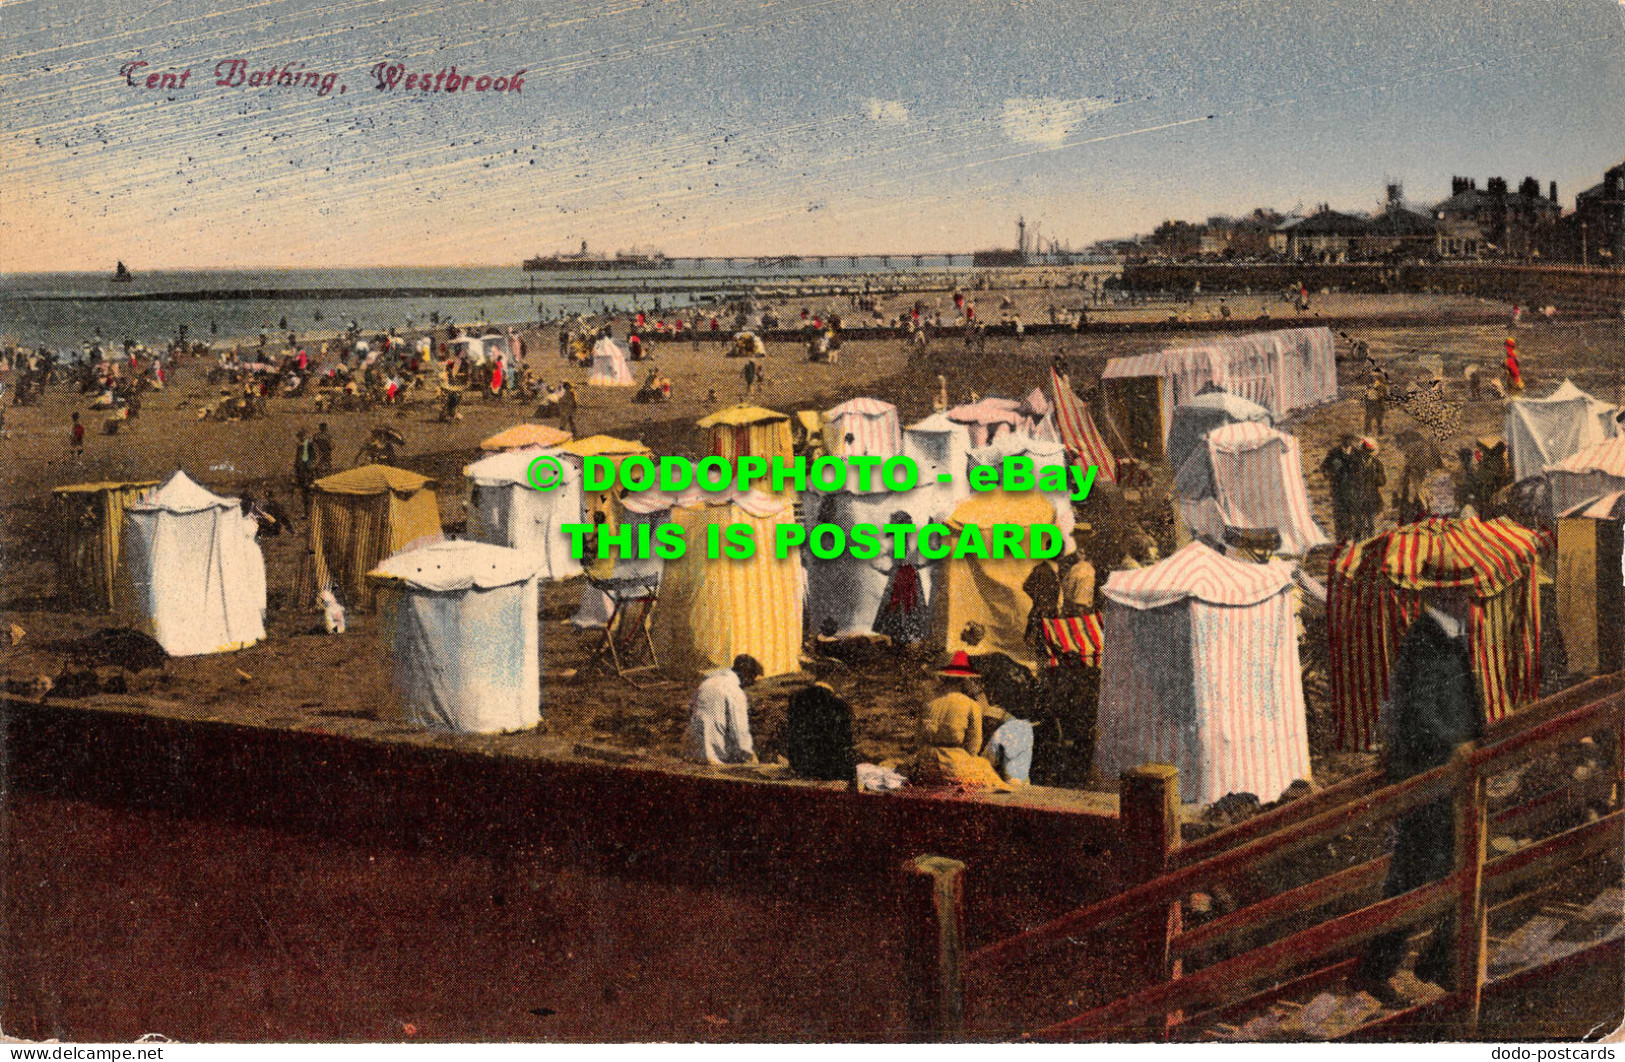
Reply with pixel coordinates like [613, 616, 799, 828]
[897, 673, 1625, 1041]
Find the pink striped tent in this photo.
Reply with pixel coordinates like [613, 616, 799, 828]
[1050, 368, 1117, 485]
[1098, 542, 1312, 805]
[824, 397, 903, 459]
[1173, 421, 1328, 556]
[1102, 327, 1336, 441]
[1545, 435, 1625, 517]
[1327, 516, 1545, 751]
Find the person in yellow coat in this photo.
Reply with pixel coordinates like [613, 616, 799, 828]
[909, 651, 1011, 790]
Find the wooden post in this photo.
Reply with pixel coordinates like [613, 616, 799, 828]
[1121, 764, 1182, 1039]
[1451, 743, 1488, 1036]
[899, 855, 967, 1041]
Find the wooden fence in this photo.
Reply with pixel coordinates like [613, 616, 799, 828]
[899, 672, 1625, 1041]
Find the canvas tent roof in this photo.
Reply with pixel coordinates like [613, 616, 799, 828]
[904, 413, 974, 499]
[1548, 434, 1625, 476]
[480, 424, 573, 451]
[315, 464, 434, 496]
[697, 405, 789, 428]
[1505, 379, 1618, 482]
[561, 434, 651, 460]
[1103, 539, 1294, 609]
[369, 538, 538, 591]
[129, 470, 238, 514]
[52, 479, 161, 495]
[1173, 421, 1328, 556]
[1546, 435, 1625, 517]
[1098, 541, 1312, 805]
[1560, 490, 1625, 521]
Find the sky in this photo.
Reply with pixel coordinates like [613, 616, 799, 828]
[2, 0, 1623, 270]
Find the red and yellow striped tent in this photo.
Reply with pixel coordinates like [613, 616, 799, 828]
[1039, 614, 1105, 668]
[1328, 516, 1546, 751]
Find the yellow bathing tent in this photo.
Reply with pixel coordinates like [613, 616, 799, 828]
[298, 464, 442, 608]
[50, 479, 160, 612]
[697, 405, 793, 463]
[479, 423, 573, 451]
[931, 491, 1058, 669]
[651, 489, 804, 678]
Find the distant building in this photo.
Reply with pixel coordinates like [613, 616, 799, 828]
[1355, 183, 1437, 261]
[1275, 205, 1367, 263]
[1571, 161, 1625, 268]
[1199, 209, 1282, 259]
[1433, 175, 1561, 259]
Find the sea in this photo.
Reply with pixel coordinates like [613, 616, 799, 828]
[0, 257, 1039, 351]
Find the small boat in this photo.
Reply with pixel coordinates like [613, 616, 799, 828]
[112, 261, 133, 283]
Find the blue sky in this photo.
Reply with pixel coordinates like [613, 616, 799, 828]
[3, 0, 1622, 269]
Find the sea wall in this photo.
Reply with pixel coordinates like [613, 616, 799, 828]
[1121, 262, 1625, 315]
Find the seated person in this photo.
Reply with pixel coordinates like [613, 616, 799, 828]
[786, 660, 857, 782]
[908, 652, 1011, 790]
[684, 654, 763, 766]
[981, 704, 1034, 784]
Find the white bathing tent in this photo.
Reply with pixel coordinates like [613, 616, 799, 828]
[824, 397, 903, 459]
[1164, 388, 1273, 479]
[587, 336, 636, 386]
[1173, 421, 1328, 556]
[1505, 379, 1618, 483]
[965, 433, 1076, 549]
[903, 413, 974, 501]
[464, 445, 584, 581]
[1096, 542, 1313, 805]
[369, 539, 541, 734]
[448, 332, 518, 366]
[801, 472, 955, 637]
[120, 471, 267, 656]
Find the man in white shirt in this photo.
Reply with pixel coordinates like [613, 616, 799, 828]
[685, 655, 764, 765]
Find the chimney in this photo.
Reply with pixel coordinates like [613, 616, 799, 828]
[1386, 182, 1403, 206]
[1549, 181, 1558, 203]
[1451, 176, 1468, 196]
[1519, 176, 1540, 200]
[1470, 178, 1479, 191]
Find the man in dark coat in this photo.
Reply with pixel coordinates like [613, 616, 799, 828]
[1320, 435, 1361, 542]
[1352, 587, 1485, 1005]
[785, 664, 857, 782]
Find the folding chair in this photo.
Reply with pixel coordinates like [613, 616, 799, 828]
[580, 568, 662, 686]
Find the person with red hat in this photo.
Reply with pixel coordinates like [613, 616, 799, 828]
[907, 652, 1010, 790]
